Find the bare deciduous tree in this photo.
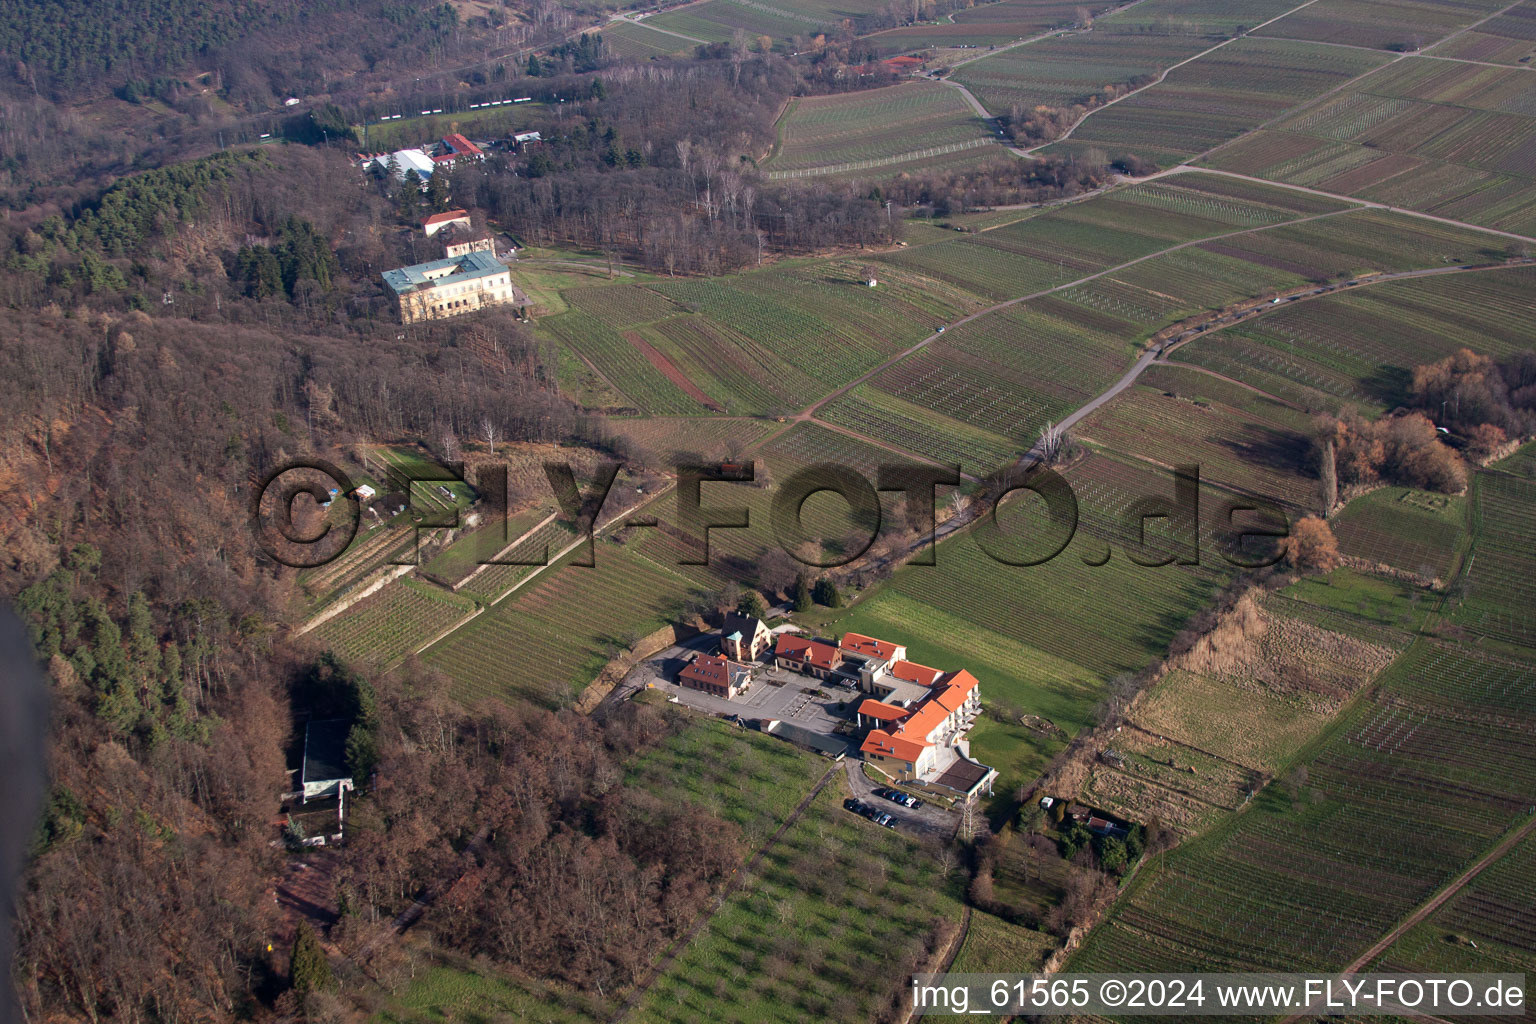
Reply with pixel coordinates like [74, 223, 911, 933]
[1038, 420, 1069, 465]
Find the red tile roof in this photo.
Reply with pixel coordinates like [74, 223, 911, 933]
[891, 660, 943, 687]
[861, 728, 929, 762]
[775, 634, 840, 670]
[933, 669, 979, 712]
[680, 653, 733, 688]
[841, 632, 902, 660]
[442, 133, 484, 157]
[898, 700, 951, 742]
[857, 699, 909, 723]
[422, 209, 470, 227]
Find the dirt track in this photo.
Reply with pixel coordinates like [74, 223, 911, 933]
[1277, 813, 1536, 1023]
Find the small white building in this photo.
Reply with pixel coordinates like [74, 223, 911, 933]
[354, 484, 377, 501]
[422, 209, 472, 237]
[371, 148, 436, 180]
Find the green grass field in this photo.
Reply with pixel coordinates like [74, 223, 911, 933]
[1332, 486, 1466, 579]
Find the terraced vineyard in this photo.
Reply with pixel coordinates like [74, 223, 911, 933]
[564, 283, 686, 328]
[455, 516, 578, 603]
[1427, 0, 1536, 65]
[1451, 466, 1536, 647]
[599, 20, 694, 59]
[311, 579, 477, 669]
[817, 293, 1136, 473]
[630, 785, 965, 1024]
[1370, 827, 1536, 983]
[600, 415, 780, 466]
[298, 521, 415, 611]
[889, 462, 1231, 681]
[1075, 368, 1316, 511]
[648, 274, 925, 392]
[949, 27, 1213, 117]
[1253, 0, 1511, 50]
[1171, 263, 1536, 412]
[543, 310, 707, 415]
[645, 0, 840, 46]
[767, 82, 991, 173]
[625, 716, 827, 848]
[1044, 37, 1389, 167]
[420, 505, 556, 586]
[875, 172, 1344, 300]
[861, 0, 1092, 54]
[1203, 56, 1536, 234]
[424, 535, 729, 707]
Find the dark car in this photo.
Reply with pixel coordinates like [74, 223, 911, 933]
[844, 798, 866, 814]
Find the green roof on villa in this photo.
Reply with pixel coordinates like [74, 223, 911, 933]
[381, 249, 504, 295]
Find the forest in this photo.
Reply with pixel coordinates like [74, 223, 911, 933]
[0, 0, 461, 101]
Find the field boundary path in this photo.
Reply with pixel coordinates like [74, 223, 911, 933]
[1183, 165, 1536, 244]
[610, 760, 844, 1022]
[798, 202, 1357, 424]
[766, 137, 1000, 179]
[1425, 0, 1532, 55]
[1277, 812, 1536, 1024]
[453, 510, 559, 593]
[606, 12, 708, 44]
[997, 0, 1328, 149]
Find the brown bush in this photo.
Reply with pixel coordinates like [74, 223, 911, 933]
[1317, 410, 1466, 493]
[1282, 516, 1342, 575]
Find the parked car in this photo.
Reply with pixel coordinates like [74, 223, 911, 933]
[844, 798, 864, 813]
[878, 814, 897, 829]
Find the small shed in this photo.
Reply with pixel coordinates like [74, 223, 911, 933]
[354, 484, 377, 501]
[300, 719, 355, 802]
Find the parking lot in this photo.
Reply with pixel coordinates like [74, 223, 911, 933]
[841, 760, 959, 839]
[614, 638, 961, 840]
[620, 640, 861, 737]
